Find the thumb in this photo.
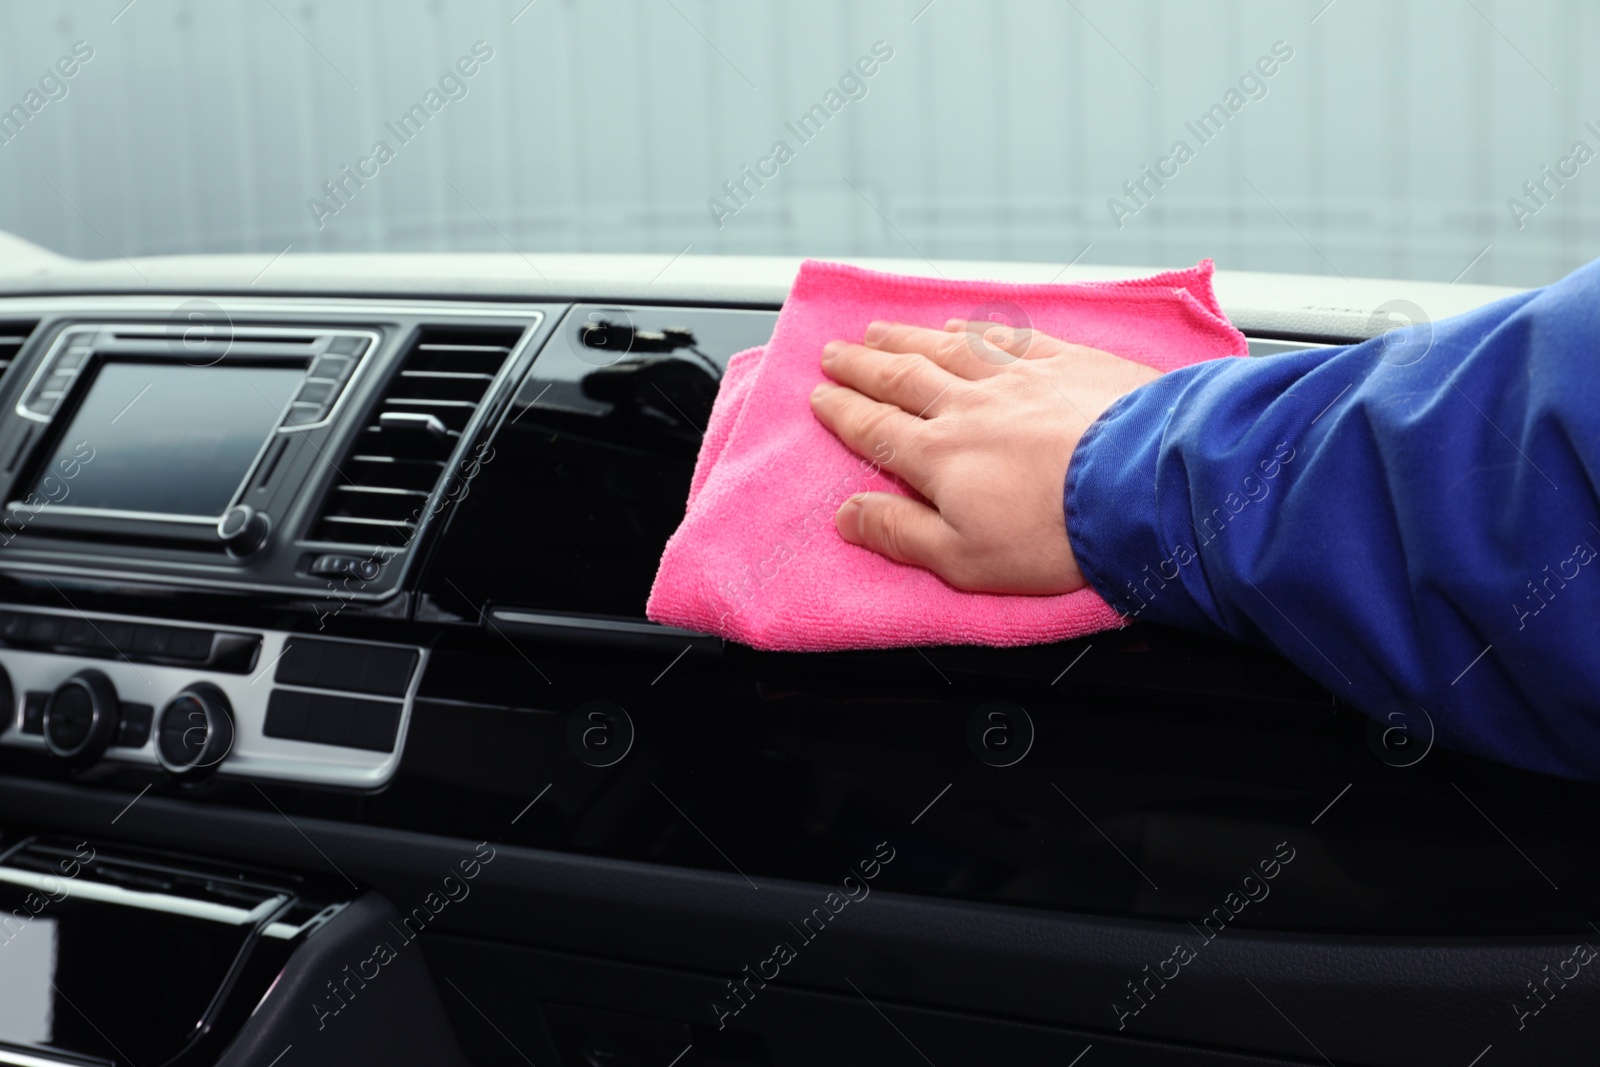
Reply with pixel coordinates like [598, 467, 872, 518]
[836, 492, 952, 571]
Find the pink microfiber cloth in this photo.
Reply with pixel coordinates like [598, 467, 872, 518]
[647, 259, 1248, 651]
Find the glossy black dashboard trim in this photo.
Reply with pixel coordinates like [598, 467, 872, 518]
[0, 778, 1588, 1067]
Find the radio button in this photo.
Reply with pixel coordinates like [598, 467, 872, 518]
[310, 554, 380, 581]
[114, 703, 154, 748]
[59, 617, 97, 648]
[309, 353, 356, 381]
[168, 628, 214, 662]
[130, 626, 174, 656]
[20, 691, 46, 734]
[296, 379, 337, 406]
[282, 402, 324, 426]
[217, 505, 272, 556]
[23, 616, 62, 644]
[55, 347, 91, 370]
[40, 371, 75, 395]
[325, 335, 367, 356]
[91, 621, 136, 653]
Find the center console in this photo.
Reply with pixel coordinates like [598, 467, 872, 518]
[0, 301, 548, 788]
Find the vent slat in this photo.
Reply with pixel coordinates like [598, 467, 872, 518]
[0, 323, 35, 397]
[335, 485, 431, 498]
[381, 398, 480, 409]
[309, 324, 523, 547]
[320, 516, 418, 530]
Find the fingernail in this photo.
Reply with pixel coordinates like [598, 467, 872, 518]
[863, 321, 888, 344]
[983, 326, 1010, 346]
[821, 340, 844, 361]
[944, 318, 965, 331]
[811, 381, 835, 400]
[836, 494, 866, 541]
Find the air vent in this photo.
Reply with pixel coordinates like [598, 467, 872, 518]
[310, 325, 522, 547]
[0, 321, 36, 385]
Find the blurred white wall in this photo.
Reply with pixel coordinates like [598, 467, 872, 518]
[0, 0, 1590, 287]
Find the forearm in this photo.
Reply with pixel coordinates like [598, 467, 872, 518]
[1066, 265, 1600, 779]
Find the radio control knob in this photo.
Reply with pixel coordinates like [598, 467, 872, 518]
[155, 683, 234, 779]
[217, 505, 271, 556]
[43, 669, 120, 765]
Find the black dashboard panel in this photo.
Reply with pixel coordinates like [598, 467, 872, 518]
[419, 303, 780, 624]
[0, 293, 1590, 1065]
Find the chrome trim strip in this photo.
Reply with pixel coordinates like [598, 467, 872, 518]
[0, 296, 555, 318]
[6, 504, 219, 525]
[0, 1046, 112, 1067]
[261, 901, 347, 941]
[492, 609, 709, 640]
[0, 866, 285, 926]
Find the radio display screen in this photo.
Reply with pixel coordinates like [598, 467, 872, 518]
[33, 361, 305, 519]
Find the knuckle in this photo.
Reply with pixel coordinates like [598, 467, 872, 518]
[857, 404, 898, 445]
[936, 334, 971, 364]
[878, 354, 919, 393]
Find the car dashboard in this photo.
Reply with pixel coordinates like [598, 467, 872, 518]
[0, 245, 1592, 1066]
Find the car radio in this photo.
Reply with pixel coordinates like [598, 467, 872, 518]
[0, 305, 546, 603]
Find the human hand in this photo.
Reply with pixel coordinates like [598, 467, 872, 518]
[809, 320, 1162, 594]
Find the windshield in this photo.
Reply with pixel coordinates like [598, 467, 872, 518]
[0, 1, 1579, 288]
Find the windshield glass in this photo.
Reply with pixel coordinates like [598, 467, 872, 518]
[0, 1, 1579, 287]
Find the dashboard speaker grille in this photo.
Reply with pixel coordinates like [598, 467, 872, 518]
[309, 325, 522, 547]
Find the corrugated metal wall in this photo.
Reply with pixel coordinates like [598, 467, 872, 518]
[0, 0, 1588, 287]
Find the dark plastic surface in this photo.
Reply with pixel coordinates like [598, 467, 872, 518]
[0, 835, 305, 1066]
[418, 304, 779, 622]
[3, 781, 1592, 1067]
[214, 892, 472, 1067]
[274, 636, 418, 696]
[264, 689, 402, 752]
[430, 935, 1317, 1067]
[0, 607, 256, 671]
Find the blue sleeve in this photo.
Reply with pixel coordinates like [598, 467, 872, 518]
[1064, 258, 1600, 780]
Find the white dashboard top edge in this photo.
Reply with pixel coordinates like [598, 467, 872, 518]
[0, 250, 1524, 343]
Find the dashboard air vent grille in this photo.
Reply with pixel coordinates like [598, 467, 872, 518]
[0, 322, 37, 384]
[310, 325, 522, 547]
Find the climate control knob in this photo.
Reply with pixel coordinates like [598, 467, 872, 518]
[43, 669, 120, 765]
[155, 683, 234, 779]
